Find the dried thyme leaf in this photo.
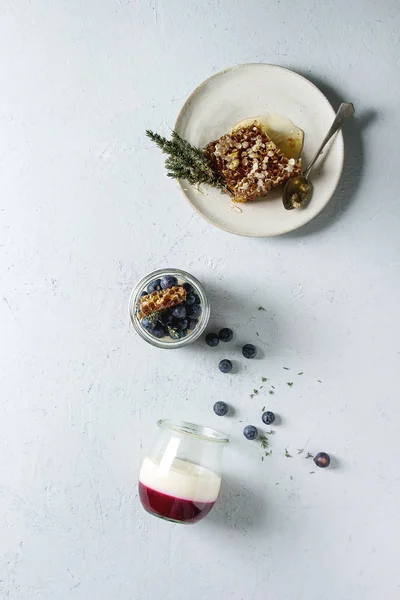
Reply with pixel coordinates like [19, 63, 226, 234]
[258, 306, 266, 311]
[269, 390, 274, 395]
[271, 385, 275, 389]
[305, 452, 314, 459]
[253, 389, 259, 395]
[297, 372, 304, 376]
[287, 382, 294, 387]
[261, 406, 265, 412]
[297, 448, 304, 455]
[317, 379, 322, 383]
[259, 436, 269, 450]
[283, 367, 290, 370]
[285, 448, 292, 458]
[261, 377, 268, 382]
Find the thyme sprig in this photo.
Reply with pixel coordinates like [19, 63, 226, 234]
[146, 130, 222, 187]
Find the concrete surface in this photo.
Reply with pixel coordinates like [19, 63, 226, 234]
[1, 1, 399, 599]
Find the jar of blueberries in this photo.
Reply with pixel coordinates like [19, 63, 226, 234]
[129, 269, 210, 349]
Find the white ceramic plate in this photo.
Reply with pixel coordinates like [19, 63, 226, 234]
[175, 64, 344, 237]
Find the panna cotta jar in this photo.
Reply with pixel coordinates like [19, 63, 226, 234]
[138, 420, 229, 524]
[129, 268, 210, 349]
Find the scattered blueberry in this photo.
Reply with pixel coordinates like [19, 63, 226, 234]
[186, 293, 196, 306]
[172, 305, 186, 319]
[213, 401, 229, 416]
[188, 318, 198, 330]
[219, 328, 233, 342]
[242, 344, 257, 359]
[218, 359, 232, 373]
[190, 304, 202, 318]
[243, 425, 258, 440]
[262, 411, 275, 425]
[205, 333, 219, 347]
[152, 325, 166, 338]
[141, 317, 155, 331]
[183, 282, 193, 293]
[314, 452, 331, 468]
[147, 279, 161, 294]
[161, 275, 178, 289]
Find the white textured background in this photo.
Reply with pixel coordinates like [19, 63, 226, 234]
[1, 1, 399, 599]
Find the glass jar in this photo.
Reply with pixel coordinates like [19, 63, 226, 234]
[129, 268, 210, 349]
[138, 420, 229, 524]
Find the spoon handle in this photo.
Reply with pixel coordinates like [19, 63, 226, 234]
[303, 102, 355, 178]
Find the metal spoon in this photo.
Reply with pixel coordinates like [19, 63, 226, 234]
[283, 102, 355, 210]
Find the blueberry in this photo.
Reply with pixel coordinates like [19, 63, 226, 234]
[141, 317, 155, 331]
[218, 328, 233, 342]
[218, 359, 232, 373]
[180, 318, 188, 330]
[183, 282, 193, 293]
[205, 333, 219, 347]
[213, 401, 229, 416]
[163, 311, 174, 324]
[242, 344, 257, 359]
[152, 325, 166, 338]
[177, 328, 187, 338]
[262, 411, 275, 425]
[191, 304, 202, 318]
[313, 452, 331, 468]
[193, 294, 201, 304]
[188, 318, 198, 330]
[140, 290, 148, 297]
[243, 425, 258, 440]
[186, 293, 196, 306]
[172, 305, 186, 319]
[161, 275, 178, 290]
[147, 279, 161, 294]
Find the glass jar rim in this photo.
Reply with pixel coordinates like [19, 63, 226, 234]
[157, 419, 229, 444]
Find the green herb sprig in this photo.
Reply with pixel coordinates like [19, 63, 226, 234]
[146, 130, 222, 187]
[145, 310, 165, 325]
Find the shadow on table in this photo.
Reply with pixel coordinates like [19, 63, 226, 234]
[280, 70, 376, 238]
[204, 474, 266, 532]
[185, 285, 285, 357]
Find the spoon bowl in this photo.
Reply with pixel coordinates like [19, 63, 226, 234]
[283, 175, 313, 210]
